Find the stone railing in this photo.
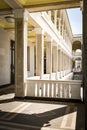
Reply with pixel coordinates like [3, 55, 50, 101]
[27, 70, 73, 80]
[73, 52, 82, 56]
[27, 79, 82, 100]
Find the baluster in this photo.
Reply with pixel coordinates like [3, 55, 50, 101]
[41, 82, 44, 97]
[37, 82, 39, 97]
[45, 82, 48, 97]
[56, 83, 58, 98]
[64, 84, 67, 98]
[58, 83, 60, 98]
[47, 83, 50, 97]
[69, 84, 71, 98]
[66, 84, 69, 98]
[54, 83, 56, 97]
[49, 82, 52, 97]
[60, 83, 62, 98]
[62, 83, 65, 98]
[35, 82, 37, 97]
[39, 83, 42, 97]
[52, 83, 54, 97]
[43, 83, 46, 97]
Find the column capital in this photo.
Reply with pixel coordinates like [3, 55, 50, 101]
[34, 28, 44, 35]
[14, 9, 29, 21]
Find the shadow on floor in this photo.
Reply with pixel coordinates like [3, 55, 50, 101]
[0, 100, 85, 130]
[0, 85, 85, 130]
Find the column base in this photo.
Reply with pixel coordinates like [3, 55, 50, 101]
[15, 82, 27, 97]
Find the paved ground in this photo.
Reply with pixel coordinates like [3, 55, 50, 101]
[0, 85, 85, 130]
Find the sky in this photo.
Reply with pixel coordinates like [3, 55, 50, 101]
[67, 8, 82, 35]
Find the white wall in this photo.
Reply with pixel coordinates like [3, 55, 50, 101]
[0, 28, 14, 86]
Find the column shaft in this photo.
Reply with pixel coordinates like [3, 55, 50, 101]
[46, 40, 52, 75]
[36, 30, 44, 78]
[58, 18, 61, 35]
[58, 49, 61, 72]
[54, 10, 57, 28]
[52, 45, 58, 73]
[14, 9, 28, 97]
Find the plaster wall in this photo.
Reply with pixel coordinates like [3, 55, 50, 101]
[0, 28, 14, 86]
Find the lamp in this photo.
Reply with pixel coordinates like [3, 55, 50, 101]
[5, 16, 14, 23]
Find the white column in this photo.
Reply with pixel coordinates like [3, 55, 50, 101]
[52, 45, 58, 79]
[63, 53, 65, 76]
[70, 58, 72, 71]
[62, 24, 64, 38]
[35, 28, 44, 79]
[58, 18, 61, 35]
[58, 49, 61, 72]
[64, 54, 66, 74]
[60, 49, 63, 77]
[48, 11, 51, 19]
[30, 45, 34, 76]
[14, 9, 29, 97]
[69, 57, 71, 72]
[62, 51, 64, 76]
[54, 10, 57, 28]
[64, 29, 66, 41]
[46, 37, 52, 78]
[66, 55, 68, 74]
[58, 48, 62, 78]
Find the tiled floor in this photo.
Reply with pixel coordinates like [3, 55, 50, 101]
[0, 86, 85, 130]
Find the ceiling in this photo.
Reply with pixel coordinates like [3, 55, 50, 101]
[0, 0, 82, 12]
[0, 0, 82, 43]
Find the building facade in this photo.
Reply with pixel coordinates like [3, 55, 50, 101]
[0, 9, 79, 85]
[0, 8, 82, 101]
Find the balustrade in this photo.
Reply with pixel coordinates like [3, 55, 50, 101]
[27, 79, 82, 100]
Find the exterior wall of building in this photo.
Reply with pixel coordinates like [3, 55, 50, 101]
[0, 9, 82, 86]
[0, 28, 14, 86]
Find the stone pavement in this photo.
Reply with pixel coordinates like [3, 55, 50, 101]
[0, 85, 85, 130]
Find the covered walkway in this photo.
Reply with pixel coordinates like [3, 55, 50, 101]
[0, 86, 85, 130]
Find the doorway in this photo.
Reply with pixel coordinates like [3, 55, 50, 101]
[10, 40, 15, 84]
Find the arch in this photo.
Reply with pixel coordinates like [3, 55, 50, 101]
[72, 41, 81, 51]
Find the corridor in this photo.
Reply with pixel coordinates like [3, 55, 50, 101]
[0, 85, 85, 130]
